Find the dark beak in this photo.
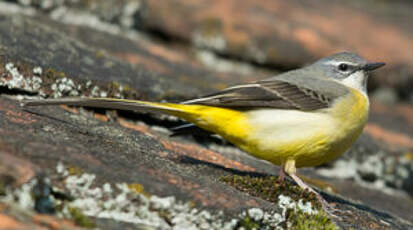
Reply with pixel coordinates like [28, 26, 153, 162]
[363, 62, 385, 71]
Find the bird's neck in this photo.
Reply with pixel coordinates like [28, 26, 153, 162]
[340, 71, 368, 96]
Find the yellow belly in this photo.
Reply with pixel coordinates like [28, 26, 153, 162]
[162, 88, 368, 168]
[241, 88, 369, 167]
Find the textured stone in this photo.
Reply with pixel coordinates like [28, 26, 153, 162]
[0, 1, 412, 229]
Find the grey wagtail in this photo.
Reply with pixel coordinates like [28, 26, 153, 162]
[23, 52, 385, 213]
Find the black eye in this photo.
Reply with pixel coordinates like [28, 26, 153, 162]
[338, 63, 349, 71]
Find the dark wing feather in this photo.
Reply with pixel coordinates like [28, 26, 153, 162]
[183, 73, 349, 111]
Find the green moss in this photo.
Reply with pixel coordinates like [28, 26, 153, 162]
[105, 81, 140, 99]
[121, 84, 131, 93]
[158, 209, 172, 225]
[95, 50, 107, 59]
[288, 209, 338, 230]
[41, 67, 69, 91]
[68, 206, 96, 228]
[220, 175, 319, 209]
[128, 183, 151, 198]
[221, 175, 339, 229]
[235, 207, 338, 230]
[403, 152, 413, 161]
[236, 216, 261, 230]
[107, 81, 120, 89]
[67, 166, 84, 176]
[106, 81, 123, 94]
[45, 68, 66, 79]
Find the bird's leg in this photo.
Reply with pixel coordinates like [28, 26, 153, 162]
[284, 159, 339, 216]
[278, 166, 286, 183]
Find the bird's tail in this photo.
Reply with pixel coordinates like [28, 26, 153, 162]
[21, 98, 248, 140]
[21, 97, 206, 121]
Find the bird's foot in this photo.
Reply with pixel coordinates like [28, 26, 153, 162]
[315, 193, 340, 218]
[288, 172, 346, 218]
[313, 192, 351, 219]
[278, 167, 286, 184]
[283, 161, 350, 218]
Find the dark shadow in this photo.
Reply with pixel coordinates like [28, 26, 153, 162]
[178, 155, 269, 178]
[22, 108, 90, 135]
[170, 124, 227, 145]
[0, 86, 38, 96]
[319, 191, 393, 219]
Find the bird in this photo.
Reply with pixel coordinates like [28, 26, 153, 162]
[22, 52, 385, 214]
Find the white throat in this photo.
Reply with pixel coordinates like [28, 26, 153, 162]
[339, 71, 368, 95]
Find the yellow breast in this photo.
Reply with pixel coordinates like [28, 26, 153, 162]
[320, 88, 369, 165]
[240, 88, 369, 167]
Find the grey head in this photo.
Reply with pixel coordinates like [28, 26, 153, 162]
[305, 52, 385, 93]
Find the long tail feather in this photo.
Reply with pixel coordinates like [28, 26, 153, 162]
[21, 97, 183, 114]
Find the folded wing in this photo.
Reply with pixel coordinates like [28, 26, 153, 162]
[183, 73, 349, 111]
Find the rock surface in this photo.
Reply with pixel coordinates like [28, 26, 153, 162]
[0, 1, 412, 230]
